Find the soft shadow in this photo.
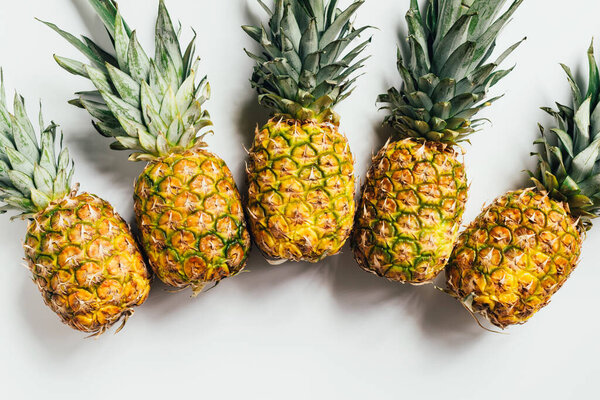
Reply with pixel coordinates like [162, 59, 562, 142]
[416, 276, 486, 345]
[504, 109, 558, 191]
[233, 0, 272, 193]
[236, 94, 269, 157]
[509, 157, 537, 190]
[68, 127, 144, 195]
[243, 0, 263, 27]
[237, 0, 271, 151]
[229, 247, 318, 298]
[140, 279, 212, 318]
[69, 0, 115, 50]
[327, 243, 486, 347]
[143, 247, 314, 314]
[328, 243, 404, 306]
[19, 278, 89, 351]
[396, 18, 410, 62]
[359, 119, 394, 171]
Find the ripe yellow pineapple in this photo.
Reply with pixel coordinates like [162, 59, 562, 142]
[243, 0, 370, 262]
[446, 44, 600, 327]
[0, 75, 150, 334]
[352, 0, 524, 284]
[44, 0, 250, 295]
[134, 148, 248, 288]
[355, 139, 467, 283]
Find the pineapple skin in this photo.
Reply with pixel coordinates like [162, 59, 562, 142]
[134, 148, 251, 293]
[24, 193, 151, 334]
[353, 139, 467, 284]
[446, 188, 582, 328]
[247, 118, 356, 262]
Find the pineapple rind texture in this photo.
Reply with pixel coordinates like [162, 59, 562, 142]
[25, 193, 151, 334]
[353, 139, 467, 283]
[446, 188, 582, 328]
[247, 118, 355, 262]
[135, 149, 251, 291]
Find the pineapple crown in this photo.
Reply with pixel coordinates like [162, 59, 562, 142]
[42, 0, 212, 162]
[530, 42, 600, 229]
[0, 71, 74, 218]
[242, 0, 371, 124]
[379, 0, 524, 145]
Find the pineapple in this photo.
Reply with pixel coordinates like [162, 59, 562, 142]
[242, 0, 370, 262]
[0, 73, 150, 335]
[352, 0, 524, 284]
[43, 0, 251, 295]
[446, 43, 600, 328]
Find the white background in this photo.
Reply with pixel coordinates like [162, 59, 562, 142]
[0, 1, 598, 399]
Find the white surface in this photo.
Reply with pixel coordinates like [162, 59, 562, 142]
[0, 0, 598, 399]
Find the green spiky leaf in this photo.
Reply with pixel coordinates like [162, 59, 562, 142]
[45, 0, 213, 160]
[379, 0, 524, 144]
[244, 0, 371, 122]
[533, 44, 600, 227]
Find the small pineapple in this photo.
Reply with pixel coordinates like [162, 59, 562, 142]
[0, 73, 150, 335]
[352, 0, 524, 284]
[447, 43, 600, 328]
[243, 0, 370, 262]
[43, 0, 251, 295]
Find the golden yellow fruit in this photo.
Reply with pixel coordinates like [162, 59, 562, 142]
[25, 193, 151, 335]
[134, 149, 251, 294]
[446, 189, 582, 327]
[353, 139, 467, 284]
[247, 118, 355, 262]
